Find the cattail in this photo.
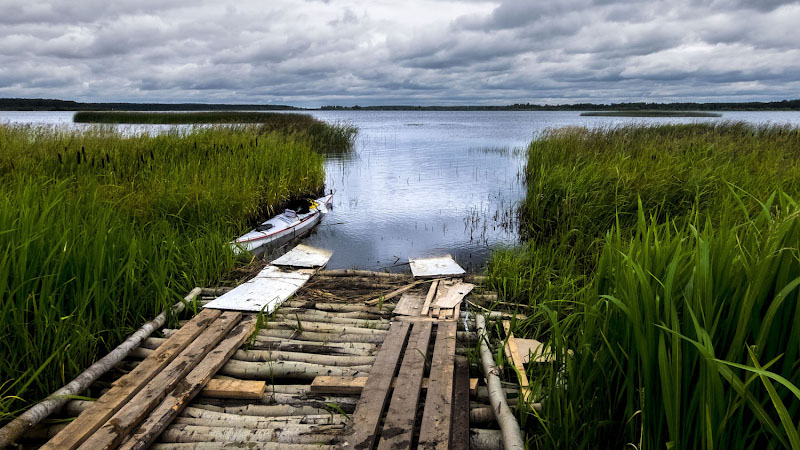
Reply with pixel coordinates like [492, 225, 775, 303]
[76, 151, 81, 164]
[57, 153, 63, 164]
[81, 146, 86, 161]
[150, 150, 154, 160]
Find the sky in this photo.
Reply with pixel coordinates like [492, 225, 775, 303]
[1, 0, 799, 107]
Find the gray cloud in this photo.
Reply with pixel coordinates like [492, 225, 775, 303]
[0, 0, 798, 105]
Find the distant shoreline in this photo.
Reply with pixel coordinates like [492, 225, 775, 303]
[1, 97, 799, 112]
[581, 111, 723, 117]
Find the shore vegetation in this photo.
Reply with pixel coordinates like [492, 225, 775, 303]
[0, 120, 354, 419]
[580, 110, 722, 117]
[488, 122, 800, 449]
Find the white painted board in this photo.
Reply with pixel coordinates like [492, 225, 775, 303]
[409, 255, 466, 278]
[271, 244, 333, 268]
[203, 265, 311, 312]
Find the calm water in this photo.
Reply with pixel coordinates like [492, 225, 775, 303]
[3, 110, 800, 272]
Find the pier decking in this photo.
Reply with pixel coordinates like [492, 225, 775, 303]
[13, 266, 518, 449]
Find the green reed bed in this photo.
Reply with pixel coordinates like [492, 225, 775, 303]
[487, 123, 800, 449]
[0, 122, 349, 419]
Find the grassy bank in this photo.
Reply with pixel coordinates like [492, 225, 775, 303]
[581, 110, 722, 117]
[0, 121, 353, 419]
[488, 123, 800, 448]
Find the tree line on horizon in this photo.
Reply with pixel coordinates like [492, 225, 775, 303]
[2, 97, 799, 112]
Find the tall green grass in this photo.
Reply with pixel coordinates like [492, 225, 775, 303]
[488, 123, 800, 448]
[0, 122, 348, 419]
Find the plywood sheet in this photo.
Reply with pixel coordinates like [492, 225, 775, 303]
[393, 292, 425, 316]
[433, 281, 474, 309]
[409, 255, 466, 278]
[271, 244, 333, 268]
[203, 266, 310, 312]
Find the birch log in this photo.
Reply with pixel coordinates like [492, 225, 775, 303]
[475, 313, 525, 450]
[0, 288, 202, 449]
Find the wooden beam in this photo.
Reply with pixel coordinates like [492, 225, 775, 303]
[200, 378, 266, 399]
[343, 321, 411, 449]
[311, 376, 367, 395]
[502, 320, 531, 402]
[42, 308, 222, 450]
[420, 280, 439, 316]
[418, 321, 457, 449]
[76, 312, 242, 450]
[451, 356, 471, 450]
[378, 322, 433, 450]
[118, 316, 257, 450]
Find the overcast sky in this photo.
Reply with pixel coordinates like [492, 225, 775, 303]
[1, 0, 798, 106]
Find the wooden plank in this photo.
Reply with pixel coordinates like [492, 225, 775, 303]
[343, 321, 411, 450]
[393, 292, 425, 316]
[365, 280, 427, 306]
[311, 376, 367, 395]
[200, 378, 265, 399]
[451, 356, 470, 450]
[409, 255, 465, 278]
[418, 321, 457, 449]
[503, 320, 531, 402]
[420, 280, 439, 316]
[271, 243, 332, 268]
[76, 312, 242, 450]
[42, 308, 222, 450]
[377, 322, 434, 450]
[119, 315, 257, 450]
[203, 266, 310, 312]
[516, 337, 573, 363]
[469, 378, 479, 397]
[433, 281, 474, 309]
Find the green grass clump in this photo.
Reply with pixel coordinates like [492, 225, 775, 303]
[581, 110, 722, 117]
[0, 122, 350, 419]
[488, 122, 800, 448]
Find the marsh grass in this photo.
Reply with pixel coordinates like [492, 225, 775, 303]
[488, 122, 800, 449]
[0, 122, 349, 418]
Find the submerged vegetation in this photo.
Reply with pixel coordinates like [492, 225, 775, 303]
[0, 121, 355, 418]
[581, 110, 722, 117]
[488, 123, 800, 448]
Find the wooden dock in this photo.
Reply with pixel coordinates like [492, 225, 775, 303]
[12, 270, 517, 449]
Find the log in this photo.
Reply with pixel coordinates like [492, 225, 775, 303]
[157, 423, 344, 444]
[317, 269, 411, 279]
[0, 287, 202, 449]
[476, 314, 524, 450]
[274, 313, 390, 328]
[470, 428, 504, 450]
[219, 360, 371, 380]
[179, 407, 343, 425]
[152, 443, 334, 450]
[265, 321, 387, 335]
[250, 337, 378, 355]
[254, 329, 387, 344]
[470, 407, 496, 423]
[193, 404, 327, 417]
[172, 415, 346, 428]
[132, 346, 376, 367]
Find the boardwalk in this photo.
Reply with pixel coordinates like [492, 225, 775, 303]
[13, 269, 515, 449]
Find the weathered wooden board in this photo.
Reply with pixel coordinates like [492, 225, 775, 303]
[203, 266, 310, 312]
[516, 337, 573, 363]
[409, 255, 465, 278]
[271, 244, 332, 268]
[311, 376, 367, 395]
[393, 292, 425, 316]
[420, 280, 439, 316]
[41, 309, 222, 450]
[344, 321, 411, 449]
[451, 356, 470, 450]
[418, 321, 457, 449]
[377, 322, 433, 450]
[118, 316, 257, 450]
[433, 281, 474, 309]
[469, 378, 479, 397]
[76, 312, 242, 450]
[200, 378, 266, 399]
[503, 320, 531, 402]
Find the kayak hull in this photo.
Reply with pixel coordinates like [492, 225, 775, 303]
[232, 194, 332, 256]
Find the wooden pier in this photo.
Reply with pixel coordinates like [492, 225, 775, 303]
[10, 268, 520, 449]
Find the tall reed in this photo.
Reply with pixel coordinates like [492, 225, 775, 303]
[0, 122, 346, 419]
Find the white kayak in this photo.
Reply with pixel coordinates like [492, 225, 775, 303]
[231, 193, 333, 256]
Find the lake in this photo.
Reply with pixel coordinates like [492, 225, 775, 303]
[3, 110, 800, 272]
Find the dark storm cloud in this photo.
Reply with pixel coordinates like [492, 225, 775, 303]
[0, 0, 798, 105]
